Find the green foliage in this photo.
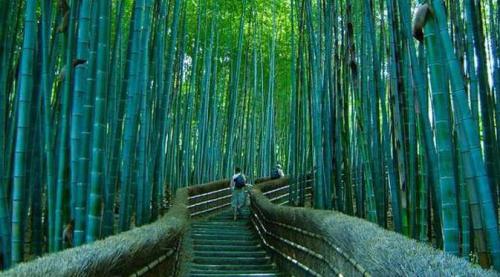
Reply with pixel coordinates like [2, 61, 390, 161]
[0, 0, 498, 272]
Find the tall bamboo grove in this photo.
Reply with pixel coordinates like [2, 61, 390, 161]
[0, 0, 498, 271]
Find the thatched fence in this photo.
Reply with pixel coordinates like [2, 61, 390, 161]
[2, 188, 190, 277]
[251, 178, 498, 277]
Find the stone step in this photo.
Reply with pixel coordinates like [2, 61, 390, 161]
[212, 212, 251, 218]
[214, 209, 251, 214]
[192, 233, 256, 241]
[211, 216, 251, 221]
[191, 228, 254, 235]
[190, 264, 276, 272]
[192, 224, 250, 229]
[190, 271, 283, 277]
[193, 222, 251, 227]
[212, 211, 251, 216]
[191, 231, 254, 238]
[190, 269, 278, 274]
[191, 225, 252, 231]
[189, 208, 281, 277]
[193, 244, 262, 252]
[193, 239, 259, 246]
[193, 256, 271, 265]
[193, 250, 267, 258]
[193, 221, 250, 226]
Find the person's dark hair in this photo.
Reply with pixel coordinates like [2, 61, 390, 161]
[235, 167, 241, 173]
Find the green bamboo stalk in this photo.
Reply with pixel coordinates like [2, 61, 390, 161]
[0, 2, 8, 260]
[119, 0, 146, 231]
[11, 0, 36, 264]
[136, 0, 154, 227]
[265, 2, 277, 179]
[0, 0, 11, 260]
[74, 0, 99, 246]
[287, 0, 298, 204]
[70, 0, 90, 222]
[103, 0, 127, 237]
[416, 121, 428, 242]
[387, 0, 407, 235]
[322, 0, 335, 210]
[86, 0, 111, 242]
[26, 73, 41, 256]
[333, 2, 345, 211]
[424, 15, 459, 255]
[455, 129, 470, 257]
[55, 0, 77, 251]
[345, 0, 358, 216]
[403, 44, 417, 239]
[149, 0, 168, 220]
[31, 114, 42, 256]
[72, 0, 91, 247]
[39, 0, 56, 254]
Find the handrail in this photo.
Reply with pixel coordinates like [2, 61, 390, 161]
[188, 194, 232, 209]
[186, 176, 306, 218]
[130, 242, 179, 277]
[252, 211, 322, 277]
[190, 202, 231, 217]
[262, 184, 290, 196]
[188, 186, 231, 201]
[187, 179, 232, 217]
[252, 197, 368, 276]
[250, 178, 496, 276]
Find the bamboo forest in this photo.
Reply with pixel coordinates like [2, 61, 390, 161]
[0, 0, 499, 275]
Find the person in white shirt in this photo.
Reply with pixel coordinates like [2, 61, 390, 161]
[271, 164, 284, 179]
[230, 167, 247, 220]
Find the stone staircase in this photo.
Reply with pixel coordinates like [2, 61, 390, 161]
[188, 208, 282, 277]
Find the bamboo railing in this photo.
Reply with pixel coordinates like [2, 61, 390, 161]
[250, 178, 496, 276]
